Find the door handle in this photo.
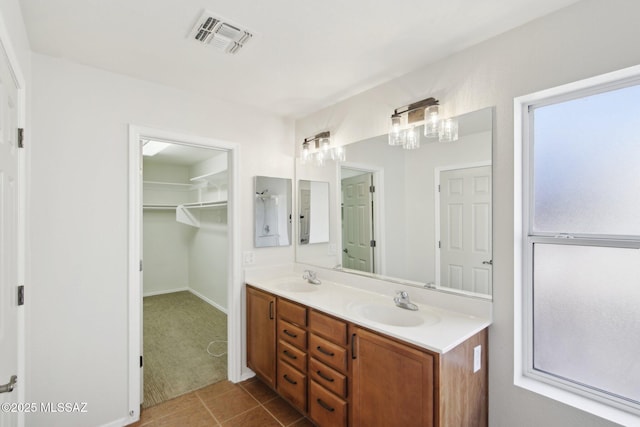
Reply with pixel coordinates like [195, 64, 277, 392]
[482, 260, 493, 265]
[0, 375, 17, 394]
[343, 248, 348, 253]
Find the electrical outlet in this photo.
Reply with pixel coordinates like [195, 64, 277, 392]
[328, 244, 337, 255]
[473, 345, 482, 373]
[243, 251, 255, 265]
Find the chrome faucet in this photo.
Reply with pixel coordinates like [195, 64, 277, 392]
[303, 270, 321, 285]
[394, 290, 419, 311]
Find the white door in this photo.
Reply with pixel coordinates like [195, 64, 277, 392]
[342, 173, 373, 272]
[299, 188, 310, 244]
[439, 166, 492, 294]
[0, 38, 22, 426]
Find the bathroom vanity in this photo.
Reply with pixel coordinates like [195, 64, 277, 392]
[246, 275, 489, 427]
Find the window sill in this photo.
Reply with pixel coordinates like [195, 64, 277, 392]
[514, 373, 640, 426]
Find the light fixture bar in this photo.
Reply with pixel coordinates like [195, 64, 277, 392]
[304, 131, 331, 149]
[393, 97, 439, 124]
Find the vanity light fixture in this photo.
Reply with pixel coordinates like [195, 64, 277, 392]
[301, 131, 345, 166]
[388, 97, 459, 148]
[388, 97, 438, 148]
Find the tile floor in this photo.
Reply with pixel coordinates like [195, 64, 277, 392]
[129, 377, 315, 426]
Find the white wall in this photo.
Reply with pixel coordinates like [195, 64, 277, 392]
[143, 211, 193, 295]
[188, 208, 228, 310]
[29, 53, 293, 427]
[295, 1, 640, 425]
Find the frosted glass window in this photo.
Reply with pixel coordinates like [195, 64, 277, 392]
[532, 84, 640, 236]
[533, 243, 640, 404]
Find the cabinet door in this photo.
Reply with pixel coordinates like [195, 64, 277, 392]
[246, 286, 277, 388]
[351, 326, 435, 427]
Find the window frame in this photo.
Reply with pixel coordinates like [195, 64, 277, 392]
[514, 65, 640, 426]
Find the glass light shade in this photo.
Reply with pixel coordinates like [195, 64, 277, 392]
[439, 118, 459, 142]
[403, 125, 420, 149]
[301, 142, 310, 164]
[388, 115, 406, 146]
[332, 146, 346, 162]
[315, 151, 325, 166]
[424, 105, 440, 138]
[320, 137, 331, 152]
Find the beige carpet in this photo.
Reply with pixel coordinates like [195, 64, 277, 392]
[143, 291, 228, 408]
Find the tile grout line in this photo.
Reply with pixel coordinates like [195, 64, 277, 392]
[195, 390, 223, 426]
[241, 382, 310, 427]
[239, 382, 289, 427]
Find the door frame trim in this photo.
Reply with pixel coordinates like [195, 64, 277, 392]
[0, 9, 27, 427]
[127, 126, 241, 423]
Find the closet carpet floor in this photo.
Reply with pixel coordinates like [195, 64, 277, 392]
[143, 291, 228, 408]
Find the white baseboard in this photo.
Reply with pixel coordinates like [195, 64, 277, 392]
[188, 288, 228, 314]
[143, 286, 188, 297]
[101, 416, 132, 427]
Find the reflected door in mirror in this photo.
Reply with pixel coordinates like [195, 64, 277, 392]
[438, 165, 492, 294]
[342, 173, 374, 273]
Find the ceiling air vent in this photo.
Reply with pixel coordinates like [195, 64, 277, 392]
[190, 11, 253, 55]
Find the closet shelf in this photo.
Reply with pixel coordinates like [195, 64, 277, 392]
[190, 170, 228, 185]
[143, 204, 178, 210]
[181, 200, 227, 209]
[176, 200, 227, 228]
[143, 180, 194, 192]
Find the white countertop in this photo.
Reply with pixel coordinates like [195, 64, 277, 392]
[245, 273, 491, 354]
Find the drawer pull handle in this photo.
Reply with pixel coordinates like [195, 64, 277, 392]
[317, 398, 335, 412]
[283, 329, 297, 338]
[316, 370, 335, 382]
[283, 374, 297, 385]
[283, 350, 297, 360]
[316, 346, 335, 357]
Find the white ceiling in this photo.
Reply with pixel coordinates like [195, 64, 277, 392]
[20, 0, 579, 118]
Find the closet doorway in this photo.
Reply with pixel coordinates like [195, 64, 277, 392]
[128, 127, 241, 417]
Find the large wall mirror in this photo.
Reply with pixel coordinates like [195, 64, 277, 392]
[295, 107, 493, 299]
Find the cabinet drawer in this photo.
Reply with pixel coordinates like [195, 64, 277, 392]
[309, 334, 348, 373]
[309, 357, 347, 398]
[277, 319, 307, 350]
[278, 339, 307, 373]
[278, 298, 307, 326]
[309, 380, 347, 427]
[309, 310, 347, 345]
[277, 360, 307, 413]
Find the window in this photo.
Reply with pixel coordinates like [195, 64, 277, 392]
[515, 66, 640, 425]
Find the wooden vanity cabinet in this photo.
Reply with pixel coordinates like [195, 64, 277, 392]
[350, 326, 435, 426]
[246, 286, 277, 388]
[246, 286, 488, 427]
[308, 310, 349, 427]
[276, 298, 309, 413]
[350, 325, 488, 427]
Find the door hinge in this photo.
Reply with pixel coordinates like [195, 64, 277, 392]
[139, 260, 143, 272]
[438, 241, 441, 249]
[140, 356, 143, 368]
[370, 240, 376, 248]
[18, 128, 24, 148]
[17, 285, 24, 306]
[369, 185, 375, 193]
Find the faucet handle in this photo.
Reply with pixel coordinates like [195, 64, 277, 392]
[396, 290, 409, 299]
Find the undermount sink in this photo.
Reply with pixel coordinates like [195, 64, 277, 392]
[273, 278, 319, 293]
[348, 303, 440, 327]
